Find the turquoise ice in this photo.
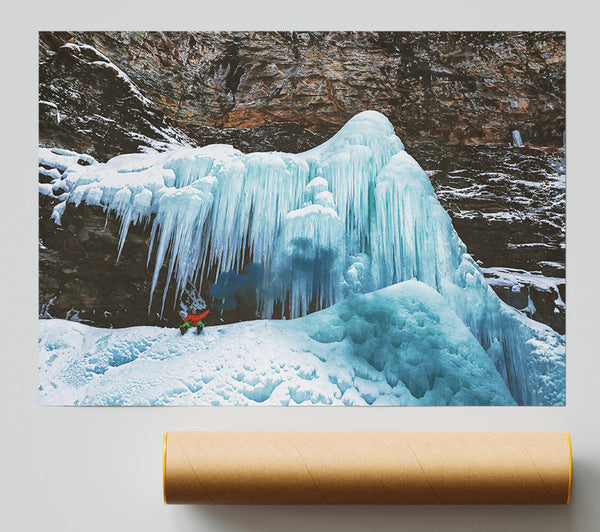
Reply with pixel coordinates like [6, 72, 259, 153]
[39, 281, 516, 406]
[41, 111, 565, 405]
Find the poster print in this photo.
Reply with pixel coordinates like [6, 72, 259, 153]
[38, 32, 565, 405]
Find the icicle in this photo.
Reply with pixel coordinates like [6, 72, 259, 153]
[512, 130, 523, 147]
[265, 203, 345, 319]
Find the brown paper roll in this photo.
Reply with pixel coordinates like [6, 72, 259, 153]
[163, 431, 572, 505]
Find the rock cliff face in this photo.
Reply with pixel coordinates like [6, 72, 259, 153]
[39, 34, 190, 161]
[40, 31, 565, 155]
[38, 31, 565, 332]
[39, 197, 185, 329]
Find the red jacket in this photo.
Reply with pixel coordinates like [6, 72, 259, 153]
[184, 310, 210, 326]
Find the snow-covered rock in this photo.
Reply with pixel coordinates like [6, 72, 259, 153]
[481, 266, 565, 333]
[425, 143, 565, 334]
[39, 40, 191, 162]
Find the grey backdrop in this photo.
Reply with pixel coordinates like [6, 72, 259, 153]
[2, 1, 599, 530]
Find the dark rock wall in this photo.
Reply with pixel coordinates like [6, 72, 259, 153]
[39, 33, 190, 162]
[38, 31, 566, 332]
[39, 197, 183, 328]
[40, 31, 565, 155]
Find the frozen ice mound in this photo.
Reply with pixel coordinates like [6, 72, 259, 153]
[38, 281, 515, 406]
[41, 110, 565, 405]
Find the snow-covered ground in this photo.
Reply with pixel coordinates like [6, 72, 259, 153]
[39, 281, 516, 406]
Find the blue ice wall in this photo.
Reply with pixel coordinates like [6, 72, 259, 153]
[55, 111, 565, 404]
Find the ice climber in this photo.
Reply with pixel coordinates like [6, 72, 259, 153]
[180, 308, 210, 335]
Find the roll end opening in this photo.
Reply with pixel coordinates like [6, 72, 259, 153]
[163, 431, 168, 505]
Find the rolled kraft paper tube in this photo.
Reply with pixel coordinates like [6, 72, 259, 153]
[163, 431, 572, 505]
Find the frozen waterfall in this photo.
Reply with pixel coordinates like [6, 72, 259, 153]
[48, 111, 565, 405]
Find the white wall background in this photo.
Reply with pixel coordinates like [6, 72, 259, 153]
[2, 1, 599, 530]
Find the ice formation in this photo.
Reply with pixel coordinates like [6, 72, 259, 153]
[41, 111, 565, 405]
[38, 281, 515, 406]
[512, 130, 523, 147]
